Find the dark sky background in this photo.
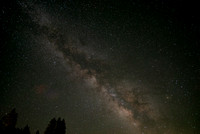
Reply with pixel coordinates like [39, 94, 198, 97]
[0, 0, 200, 134]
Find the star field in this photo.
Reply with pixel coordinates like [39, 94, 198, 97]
[0, 0, 200, 134]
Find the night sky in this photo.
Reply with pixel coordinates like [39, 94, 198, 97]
[0, 0, 200, 134]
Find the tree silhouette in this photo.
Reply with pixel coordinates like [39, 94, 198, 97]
[0, 108, 18, 134]
[1, 108, 18, 128]
[44, 118, 57, 134]
[0, 109, 67, 134]
[36, 130, 39, 134]
[44, 118, 66, 134]
[22, 125, 30, 134]
[56, 118, 66, 134]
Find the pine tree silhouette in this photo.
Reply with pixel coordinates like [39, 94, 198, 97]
[0, 108, 18, 134]
[1, 108, 18, 128]
[22, 125, 30, 134]
[44, 118, 57, 134]
[0, 109, 67, 134]
[56, 118, 66, 134]
[44, 118, 66, 134]
[36, 130, 39, 134]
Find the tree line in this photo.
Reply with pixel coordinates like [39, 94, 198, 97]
[0, 109, 66, 134]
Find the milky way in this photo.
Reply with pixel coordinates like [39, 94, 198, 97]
[1, 0, 199, 134]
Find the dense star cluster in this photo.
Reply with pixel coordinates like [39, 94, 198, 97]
[0, 0, 199, 134]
